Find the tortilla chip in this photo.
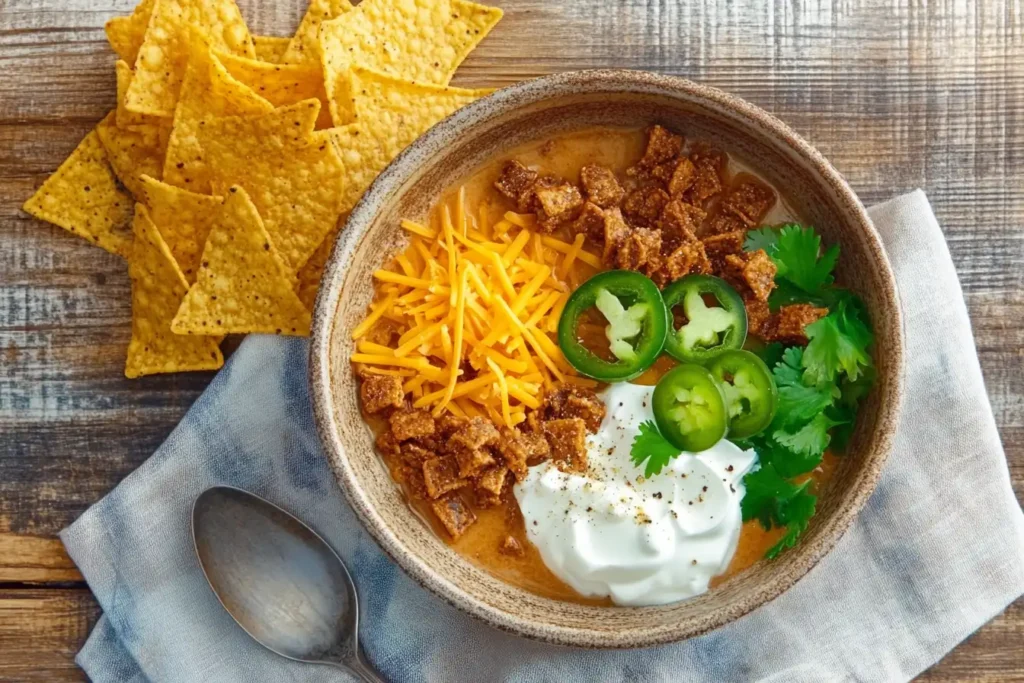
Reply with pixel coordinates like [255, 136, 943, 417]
[252, 35, 291, 63]
[281, 0, 353, 65]
[105, 0, 155, 63]
[331, 68, 491, 212]
[22, 124, 134, 258]
[295, 221, 343, 310]
[115, 60, 170, 130]
[348, 66, 492, 126]
[126, 204, 223, 378]
[171, 187, 311, 336]
[125, 0, 256, 117]
[138, 174, 221, 282]
[162, 42, 273, 192]
[196, 100, 345, 272]
[95, 109, 169, 199]
[216, 52, 333, 129]
[319, 0, 502, 125]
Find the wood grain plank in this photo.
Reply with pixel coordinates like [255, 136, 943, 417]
[0, 0, 1021, 679]
[0, 534, 81, 583]
[917, 600, 1024, 682]
[0, 588, 96, 682]
[0, 592, 1018, 681]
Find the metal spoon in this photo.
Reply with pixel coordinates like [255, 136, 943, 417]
[191, 486, 383, 682]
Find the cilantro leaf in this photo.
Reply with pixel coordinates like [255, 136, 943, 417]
[741, 463, 792, 527]
[744, 434, 821, 478]
[772, 347, 836, 428]
[765, 490, 816, 559]
[741, 463, 817, 553]
[774, 413, 841, 457]
[802, 297, 874, 385]
[825, 367, 876, 451]
[772, 346, 805, 385]
[772, 225, 840, 295]
[744, 227, 779, 253]
[630, 420, 681, 478]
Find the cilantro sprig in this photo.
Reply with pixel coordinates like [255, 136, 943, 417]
[741, 463, 817, 559]
[630, 420, 681, 478]
[803, 295, 874, 385]
[739, 225, 875, 558]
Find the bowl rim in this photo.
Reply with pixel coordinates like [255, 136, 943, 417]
[309, 68, 904, 648]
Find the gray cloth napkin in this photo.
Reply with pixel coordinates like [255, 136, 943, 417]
[61, 190, 1024, 682]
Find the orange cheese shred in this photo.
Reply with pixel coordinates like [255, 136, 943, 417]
[351, 186, 603, 425]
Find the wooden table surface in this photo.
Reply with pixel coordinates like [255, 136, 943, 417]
[2, 0, 1022, 680]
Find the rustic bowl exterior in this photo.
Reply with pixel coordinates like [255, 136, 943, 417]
[310, 70, 904, 648]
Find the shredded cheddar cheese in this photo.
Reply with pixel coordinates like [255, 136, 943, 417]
[351, 189, 601, 427]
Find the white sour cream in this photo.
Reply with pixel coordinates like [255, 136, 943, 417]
[514, 383, 757, 606]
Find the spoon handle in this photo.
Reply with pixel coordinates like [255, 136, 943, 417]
[345, 651, 386, 683]
[324, 650, 385, 682]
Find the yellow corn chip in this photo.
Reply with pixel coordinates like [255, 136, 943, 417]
[126, 0, 256, 117]
[252, 35, 291, 63]
[171, 187, 311, 336]
[96, 109, 169, 199]
[162, 42, 273, 192]
[196, 100, 345, 272]
[138, 174, 221, 282]
[281, 0, 353, 65]
[331, 68, 491, 212]
[216, 52, 333, 130]
[295, 221, 343, 310]
[105, 0, 155, 63]
[126, 204, 223, 378]
[319, 0, 501, 125]
[115, 60, 170, 130]
[348, 66, 493, 126]
[22, 124, 134, 258]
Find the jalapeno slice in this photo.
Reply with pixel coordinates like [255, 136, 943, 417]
[558, 270, 668, 382]
[707, 350, 778, 439]
[652, 364, 729, 452]
[661, 274, 747, 363]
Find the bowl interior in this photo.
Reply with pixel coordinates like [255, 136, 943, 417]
[311, 71, 902, 648]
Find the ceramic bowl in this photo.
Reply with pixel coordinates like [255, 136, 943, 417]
[309, 70, 904, 648]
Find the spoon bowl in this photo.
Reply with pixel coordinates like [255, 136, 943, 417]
[192, 486, 382, 681]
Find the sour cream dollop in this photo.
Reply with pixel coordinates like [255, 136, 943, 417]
[514, 382, 757, 606]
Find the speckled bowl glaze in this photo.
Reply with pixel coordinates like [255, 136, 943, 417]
[310, 70, 904, 648]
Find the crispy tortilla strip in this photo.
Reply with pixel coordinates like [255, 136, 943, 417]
[216, 52, 332, 129]
[197, 100, 345, 272]
[319, 0, 501, 125]
[22, 123, 134, 257]
[171, 187, 311, 336]
[162, 42, 273, 192]
[331, 68, 491, 212]
[139, 174, 221, 282]
[125, 0, 256, 117]
[281, 0, 354, 65]
[252, 35, 291, 63]
[105, 0, 155, 64]
[95, 108, 169, 199]
[126, 204, 223, 378]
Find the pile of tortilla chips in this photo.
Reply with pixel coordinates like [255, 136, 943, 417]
[23, 0, 502, 378]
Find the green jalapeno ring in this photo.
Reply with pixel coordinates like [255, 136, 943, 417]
[652, 363, 729, 452]
[557, 270, 669, 382]
[706, 349, 778, 439]
[661, 274, 748, 363]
